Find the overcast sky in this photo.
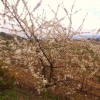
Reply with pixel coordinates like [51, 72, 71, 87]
[0, 0, 100, 34]
[36, 0, 100, 32]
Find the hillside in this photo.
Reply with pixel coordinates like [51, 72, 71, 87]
[0, 32, 26, 41]
[0, 32, 100, 100]
[0, 32, 14, 39]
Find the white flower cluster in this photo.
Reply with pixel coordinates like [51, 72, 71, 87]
[0, 35, 100, 94]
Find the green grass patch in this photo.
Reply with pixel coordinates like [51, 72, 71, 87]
[0, 90, 18, 100]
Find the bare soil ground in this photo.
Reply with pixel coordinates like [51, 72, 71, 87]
[7, 65, 100, 100]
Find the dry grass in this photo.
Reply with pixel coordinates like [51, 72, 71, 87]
[7, 64, 100, 100]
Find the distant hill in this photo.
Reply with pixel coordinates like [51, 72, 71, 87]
[0, 32, 26, 41]
[73, 34, 100, 41]
[87, 38, 100, 41]
[1, 31, 100, 42]
[0, 32, 14, 40]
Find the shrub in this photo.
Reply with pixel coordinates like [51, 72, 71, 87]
[0, 63, 16, 91]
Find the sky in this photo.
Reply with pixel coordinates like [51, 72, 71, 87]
[35, 0, 100, 32]
[0, 0, 100, 35]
